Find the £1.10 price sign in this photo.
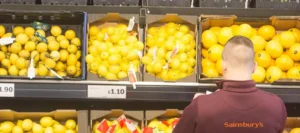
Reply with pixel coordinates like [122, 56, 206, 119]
[0, 83, 14, 97]
[88, 85, 126, 99]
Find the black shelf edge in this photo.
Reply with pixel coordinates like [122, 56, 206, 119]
[0, 5, 298, 17]
[0, 79, 297, 103]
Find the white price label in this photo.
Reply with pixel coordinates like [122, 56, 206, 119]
[0, 83, 14, 97]
[88, 85, 126, 99]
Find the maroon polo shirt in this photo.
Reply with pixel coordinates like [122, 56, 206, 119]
[173, 80, 287, 133]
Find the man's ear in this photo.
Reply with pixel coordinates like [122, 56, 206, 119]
[222, 60, 227, 73]
[252, 62, 257, 73]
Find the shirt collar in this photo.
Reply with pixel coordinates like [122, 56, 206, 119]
[216, 80, 258, 93]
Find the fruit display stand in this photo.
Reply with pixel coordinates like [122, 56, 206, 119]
[283, 117, 300, 132]
[143, 14, 198, 82]
[0, 3, 298, 133]
[87, 13, 142, 81]
[0, 10, 87, 80]
[199, 15, 300, 83]
[145, 109, 182, 133]
[90, 110, 143, 133]
[0, 110, 88, 133]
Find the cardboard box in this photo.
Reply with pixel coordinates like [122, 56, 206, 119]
[145, 109, 182, 125]
[90, 109, 144, 132]
[87, 13, 142, 81]
[0, 109, 88, 133]
[199, 15, 300, 84]
[282, 117, 300, 132]
[143, 14, 199, 83]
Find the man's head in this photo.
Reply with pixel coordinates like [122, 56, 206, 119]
[222, 36, 255, 80]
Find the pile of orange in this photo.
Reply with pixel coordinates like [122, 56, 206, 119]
[201, 24, 300, 83]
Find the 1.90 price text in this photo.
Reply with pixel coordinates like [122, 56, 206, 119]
[0, 86, 13, 93]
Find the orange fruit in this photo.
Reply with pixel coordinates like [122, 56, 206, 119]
[208, 44, 224, 62]
[202, 30, 218, 49]
[265, 40, 283, 58]
[289, 28, 300, 43]
[266, 66, 282, 83]
[218, 27, 233, 45]
[255, 51, 271, 68]
[287, 67, 300, 79]
[252, 66, 266, 83]
[288, 43, 300, 61]
[257, 25, 276, 41]
[275, 54, 294, 71]
[236, 24, 252, 38]
[203, 67, 219, 78]
[279, 31, 296, 48]
[250, 35, 267, 52]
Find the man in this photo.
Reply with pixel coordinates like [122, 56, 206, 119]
[173, 36, 287, 133]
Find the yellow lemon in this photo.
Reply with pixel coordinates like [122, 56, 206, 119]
[287, 67, 300, 79]
[276, 54, 294, 71]
[250, 35, 267, 52]
[202, 30, 218, 49]
[67, 65, 77, 76]
[65, 30, 76, 40]
[279, 31, 296, 48]
[24, 41, 36, 52]
[266, 66, 282, 83]
[252, 66, 266, 83]
[89, 26, 99, 37]
[218, 27, 233, 45]
[59, 39, 70, 49]
[288, 43, 300, 61]
[24, 27, 35, 37]
[0, 25, 5, 37]
[37, 42, 48, 53]
[40, 116, 54, 127]
[255, 51, 271, 68]
[258, 25, 276, 41]
[48, 41, 60, 51]
[265, 40, 283, 58]
[8, 65, 19, 76]
[51, 26, 62, 37]
[203, 67, 219, 78]
[208, 44, 224, 62]
[236, 24, 252, 38]
[13, 26, 24, 36]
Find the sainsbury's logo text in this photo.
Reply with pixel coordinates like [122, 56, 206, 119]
[224, 122, 264, 128]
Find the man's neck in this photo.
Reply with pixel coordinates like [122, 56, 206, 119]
[223, 71, 252, 81]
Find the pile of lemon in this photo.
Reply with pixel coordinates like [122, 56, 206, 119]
[142, 22, 196, 81]
[0, 117, 77, 133]
[201, 23, 300, 83]
[86, 24, 144, 80]
[0, 25, 82, 78]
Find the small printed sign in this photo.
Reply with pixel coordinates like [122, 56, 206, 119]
[88, 85, 126, 99]
[0, 83, 14, 97]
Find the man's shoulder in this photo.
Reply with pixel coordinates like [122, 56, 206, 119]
[193, 91, 221, 104]
[257, 89, 283, 103]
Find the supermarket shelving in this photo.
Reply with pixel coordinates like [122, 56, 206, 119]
[0, 5, 298, 113]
